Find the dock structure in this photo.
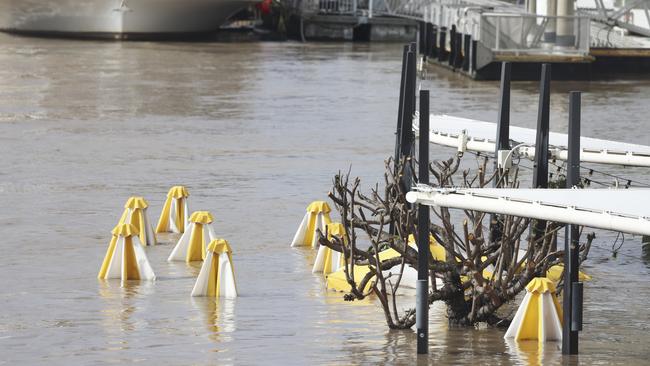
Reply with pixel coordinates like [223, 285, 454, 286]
[283, 0, 422, 41]
[417, 0, 650, 79]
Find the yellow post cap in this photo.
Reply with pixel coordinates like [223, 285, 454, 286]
[167, 186, 190, 199]
[207, 239, 232, 254]
[111, 223, 140, 237]
[526, 277, 556, 294]
[189, 211, 214, 224]
[306, 201, 331, 213]
[124, 196, 148, 209]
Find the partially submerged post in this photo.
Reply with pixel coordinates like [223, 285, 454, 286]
[532, 64, 551, 240]
[416, 90, 430, 355]
[400, 47, 417, 191]
[462, 34, 471, 71]
[491, 62, 511, 243]
[495, 62, 512, 182]
[394, 45, 410, 172]
[563, 91, 582, 354]
[439, 27, 447, 62]
[426, 23, 434, 58]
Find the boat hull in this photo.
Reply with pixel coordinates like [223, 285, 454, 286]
[0, 0, 251, 37]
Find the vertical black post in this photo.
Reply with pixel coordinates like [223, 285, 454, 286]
[533, 63, 551, 190]
[495, 62, 512, 160]
[471, 40, 477, 73]
[532, 64, 551, 241]
[431, 26, 438, 58]
[394, 45, 409, 174]
[426, 23, 434, 58]
[563, 91, 581, 355]
[448, 25, 456, 66]
[438, 27, 447, 62]
[489, 62, 511, 244]
[419, 21, 425, 55]
[416, 90, 430, 355]
[454, 33, 463, 69]
[398, 48, 417, 192]
[462, 34, 471, 71]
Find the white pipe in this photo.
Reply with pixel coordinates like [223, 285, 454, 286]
[406, 190, 650, 236]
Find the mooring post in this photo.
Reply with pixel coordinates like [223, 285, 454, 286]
[419, 21, 425, 55]
[454, 33, 463, 69]
[495, 62, 512, 175]
[462, 34, 471, 71]
[470, 40, 477, 73]
[439, 27, 447, 62]
[532, 64, 551, 241]
[426, 23, 434, 59]
[448, 25, 456, 66]
[489, 62, 511, 243]
[416, 90, 430, 355]
[563, 91, 582, 355]
[431, 26, 438, 58]
[399, 48, 417, 192]
[394, 45, 409, 174]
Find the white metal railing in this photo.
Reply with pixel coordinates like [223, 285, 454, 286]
[317, 0, 358, 14]
[480, 13, 591, 55]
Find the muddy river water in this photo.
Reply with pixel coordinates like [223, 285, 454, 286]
[0, 34, 648, 364]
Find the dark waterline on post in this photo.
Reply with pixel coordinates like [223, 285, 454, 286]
[563, 90, 582, 355]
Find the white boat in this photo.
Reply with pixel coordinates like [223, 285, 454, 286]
[0, 0, 252, 38]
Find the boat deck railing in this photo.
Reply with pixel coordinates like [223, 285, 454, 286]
[480, 13, 591, 56]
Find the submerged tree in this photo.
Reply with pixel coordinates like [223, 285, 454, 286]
[318, 154, 594, 329]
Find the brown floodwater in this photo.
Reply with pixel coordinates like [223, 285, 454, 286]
[0, 33, 648, 365]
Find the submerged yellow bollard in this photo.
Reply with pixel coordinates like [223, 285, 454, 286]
[504, 277, 563, 342]
[191, 239, 238, 298]
[290, 201, 332, 248]
[325, 234, 444, 292]
[156, 185, 190, 234]
[118, 196, 156, 246]
[167, 211, 216, 262]
[312, 222, 347, 276]
[98, 223, 156, 281]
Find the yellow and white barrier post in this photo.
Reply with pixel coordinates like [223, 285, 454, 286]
[98, 223, 156, 281]
[156, 185, 190, 233]
[168, 211, 216, 262]
[291, 201, 332, 248]
[191, 239, 238, 298]
[504, 277, 563, 342]
[312, 222, 346, 275]
[118, 196, 156, 246]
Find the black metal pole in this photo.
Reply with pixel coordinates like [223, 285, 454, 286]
[462, 34, 471, 71]
[426, 23, 433, 59]
[533, 63, 551, 189]
[532, 64, 551, 241]
[563, 91, 581, 355]
[399, 49, 417, 192]
[470, 40, 477, 73]
[489, 62, 511, 243]
[419, 21, 426, 54]
[438, 27, 447, 62]
[394, 45, 409, 173]
[454, 33, 463, 69]
[416, 90, 430, 355]
[496, 62, 511, 157]
[448, 25, 456, 66]
[431, 26, 438, 58]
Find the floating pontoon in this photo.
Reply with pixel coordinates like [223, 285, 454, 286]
[415, 114, 650, 167]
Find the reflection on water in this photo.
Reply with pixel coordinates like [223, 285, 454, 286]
[191, 297, 237, 346]
[0, 33, 649, 364]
